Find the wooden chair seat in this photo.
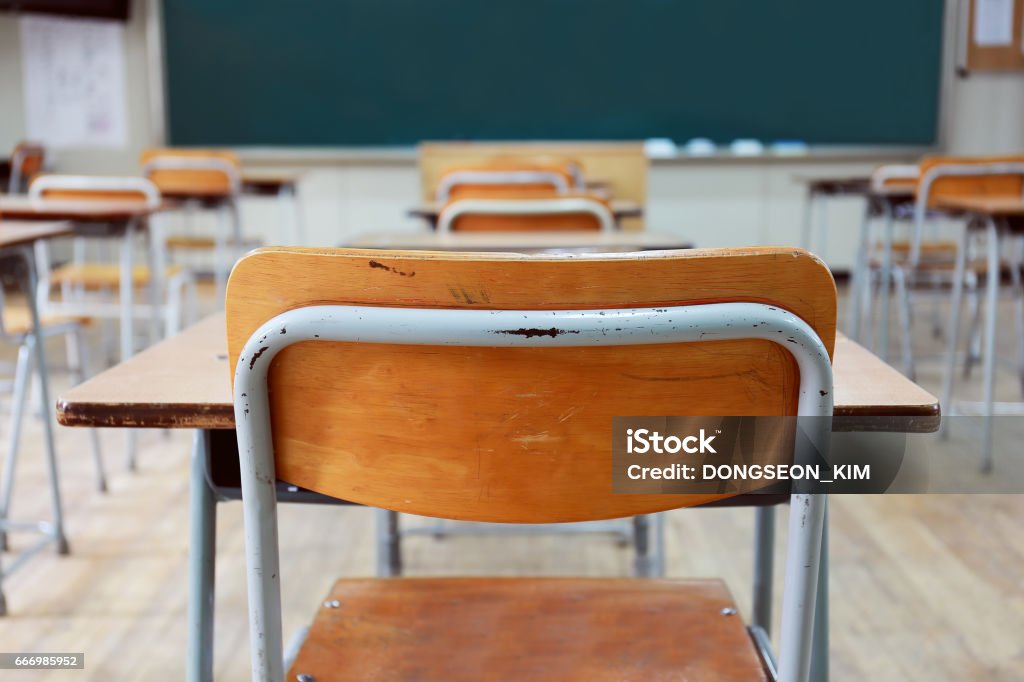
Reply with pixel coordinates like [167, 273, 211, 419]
[2, 307, 90, 336]
[51, 263, 185, 290]
[287, 577, 766, 682]
[164, 235, 260, 250]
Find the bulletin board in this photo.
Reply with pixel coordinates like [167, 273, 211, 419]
[961, 0, 1024, 72]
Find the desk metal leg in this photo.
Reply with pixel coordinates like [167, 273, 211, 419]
[187, 429, 216, 682]
[980, 218, 1001, 472]
[120, 222, 138, 471]
[939, 224, 970, 441]
[23, 246, 68, 556]
[846, 205, 871, 343]
[878, 205, 894, 361]
[752, 506, 775, 634]
[810, 501, 830, 682]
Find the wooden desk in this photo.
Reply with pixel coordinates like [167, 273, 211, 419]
[57, 312, 939, 432]
[348, 229, 691, 253]
[0, 196, 162, 223]
[241, 171, 301, 196]
[0, 196, 166, 367]
[0, 219, 75, 610]
[0, 219, 73, 247]
[408, 199, 643, 229]
[55, 311, 938, 682]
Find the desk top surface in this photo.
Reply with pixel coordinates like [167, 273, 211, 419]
[0, 196, 161, 221]
[348, 230, 691, 252]
[935, 195, 1024, 216]
[796, 175, 916, 199]
[57, 312, 940, 432]
[0, 220, 74, 248]
[409, 200, 643, 219]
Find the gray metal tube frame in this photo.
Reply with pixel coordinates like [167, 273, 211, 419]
[233, 302, 833, 682]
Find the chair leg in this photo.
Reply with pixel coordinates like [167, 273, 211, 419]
[752, 506, 775, 635]
[0, 343, 33, 552]
[632, 515, 651, 577]
[1010, 252, 1024, 398]
[980, 219, 1001, 473]
[165, 274, 186, 338]
[963, 271, 981, 379]
[69, 327, 107, 493]
[893, 267, 915, 380]
[375, 509, 402, 577]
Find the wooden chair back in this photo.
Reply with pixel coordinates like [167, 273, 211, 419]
[437, 164, 575, 201]
[29, 175, 161, 207]
[420, 142, 647, 229]
[439, 193, 614, 232]
[9, 142, 45, 193]
[226, 247, 836, 523]
[140, 148, 240, 198]
[917, 154, 1024, 207]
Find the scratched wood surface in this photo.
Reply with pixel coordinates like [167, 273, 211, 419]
[288, 577, 766, 682]
[348, 229, 691, 251]
[56, 318, 938, 433]
[223, 247, 837, 522]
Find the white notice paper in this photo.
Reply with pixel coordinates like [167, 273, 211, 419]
[974, 0, 1014, 46]
[20, 15, 128, 149]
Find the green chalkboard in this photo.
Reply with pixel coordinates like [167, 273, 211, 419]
[163, 1, 944, 146]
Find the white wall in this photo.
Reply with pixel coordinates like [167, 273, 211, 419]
[0, 1, 156, 173]
[1, 0, 1022, 269]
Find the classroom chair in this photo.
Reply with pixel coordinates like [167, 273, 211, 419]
[5, 142, 45, 195]
[438, 194, 615, 233]
[0, 261, 106, 554]
[140, 148, 244, 297]
[226, 246, 835, 682]
[29, 175, 197, 352]
[882, 156, 1024, 380]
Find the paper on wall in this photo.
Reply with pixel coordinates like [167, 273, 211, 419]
[19, 15, 128, 149]
[974, 0, 1014, 46]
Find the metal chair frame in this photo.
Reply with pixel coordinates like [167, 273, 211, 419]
[232, 301, 833, 682]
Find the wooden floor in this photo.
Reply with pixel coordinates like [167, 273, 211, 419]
[0, 288, 1023, 681]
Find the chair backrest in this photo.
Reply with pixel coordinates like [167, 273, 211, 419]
[437, 195, 615, 233]
[226, 247, 836, 524]
[8, 142, 45, 194]
[140, 148, 241, 198]
[870, 164, 918, 194]
[420, 142, 647, 229]
[436, 165, 573, 202]
[917, 154, 1024, 206]
[29, 175, 161, 207]
[909, 154, 1024, 265]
